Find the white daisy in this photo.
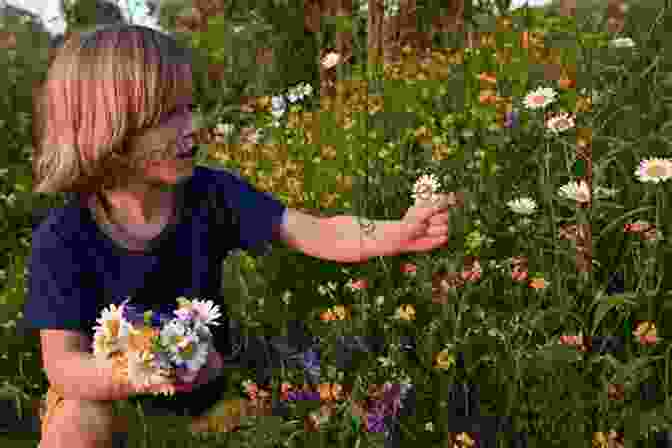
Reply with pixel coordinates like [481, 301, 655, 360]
[271, 95, 286, 112]
[92, 301, 134, 356]
[546, 112, 575, 134]
[300, 83, 313, 97]
[506, 197, 537, 215]
[170, 336, 210, 373]
[412, 174, 441, 204]
[610, 37, 635, 48]
[287, 87, 302, 104]
[635, 158, 672, 184]
[558, 180, 591, 203]
[523, 87, 557, 110]
[177, 299, 222, 327]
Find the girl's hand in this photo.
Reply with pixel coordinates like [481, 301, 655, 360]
[133, 351, 224, 395]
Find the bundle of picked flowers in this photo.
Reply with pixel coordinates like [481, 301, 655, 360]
[91, 297, 222, 396]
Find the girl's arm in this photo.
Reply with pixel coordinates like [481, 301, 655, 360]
[40, 329, 139, 401]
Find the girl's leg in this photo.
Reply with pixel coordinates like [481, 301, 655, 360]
[39, 387, 128, 448]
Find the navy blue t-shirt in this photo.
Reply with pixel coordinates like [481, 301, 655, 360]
[23, 166, 288, 350]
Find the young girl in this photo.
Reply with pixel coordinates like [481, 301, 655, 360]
[25, 23, 452, 448]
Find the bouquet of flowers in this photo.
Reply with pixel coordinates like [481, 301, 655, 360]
[91, 296, 222, 396]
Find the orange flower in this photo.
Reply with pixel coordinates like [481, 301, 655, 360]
[529, 277, 549, 290]
[477, 72, 498, 85]
[280, 382, 293, 401]
[558, 76, 576, 90]
[478, 89, 499, 105]
[633, 321, 658, 345]
[320, 310, 336, 322]
[520, 31, 530, 49]
[319, 383, 344, 401]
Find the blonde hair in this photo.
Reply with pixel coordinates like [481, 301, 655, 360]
[32, 24, 194, 196]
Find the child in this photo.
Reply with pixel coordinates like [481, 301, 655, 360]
[25, 23, 452, 448]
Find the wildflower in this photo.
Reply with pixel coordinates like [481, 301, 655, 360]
[286, 86, 302, 104]
[593, 430, 624, 448]
[558, 180, 591, 203]
[401, 263, 417, 276]
[461, 257, 482, 282]
[504, 109, 519, 128]
[434, 348, 456, 370]
[511, 270, 529, 282]
[523, 87, 557, 110]
[454, 432, 476, 447]
[476, 72, 498, 85]
[425, 421, 434, 432]
[607, 383, 624, 401]
[546, 112, 576, 134]
[478, 89, 499, 105]
[319, 383, 344, 401]
[375, 296, 385, 306]
[507, 197, 537, 215]
[320, 309, 337, 321]
[242, 380, 258, 400]
[635, 157, 672, 184]
[609, 37, 635, 48]
[332, 305, 350, 320]
[412, 174, 441, 205]
[624, 220, 654, 234]
[559, 333, 588, 352]
[176, 299, 222, 327]
[633, 321, 658, 345]
[347, 278, 369, 291]
[321, 51, 341, 69]
[366, 412, 386, 433]
[299, 83, 313, 98]
[395, 304, 416, 321]
[529, 277, 549, 290]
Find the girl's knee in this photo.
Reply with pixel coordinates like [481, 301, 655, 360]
[41, 398, 124, 447]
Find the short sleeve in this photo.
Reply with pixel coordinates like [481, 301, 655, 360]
[22, 239, 93, 333]
[206, 167, 287, 255]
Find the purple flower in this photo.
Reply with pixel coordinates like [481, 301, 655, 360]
[287, 390, 321, 401]
[505, 109, 519, 128]
[303, 349, 320, 370]
[366, 412, 386, 433]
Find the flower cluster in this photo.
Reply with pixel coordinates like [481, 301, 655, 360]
[92, 297, 222, 395]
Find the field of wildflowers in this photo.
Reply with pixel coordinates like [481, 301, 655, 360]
[3, 0, 672, 447]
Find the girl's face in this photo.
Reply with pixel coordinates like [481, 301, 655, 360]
[139, 98, 200, 187]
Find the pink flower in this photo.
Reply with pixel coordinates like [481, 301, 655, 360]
[511, 270, 528, 282]
[348, 279, 368, 291]
[401, 263, 417, 276]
